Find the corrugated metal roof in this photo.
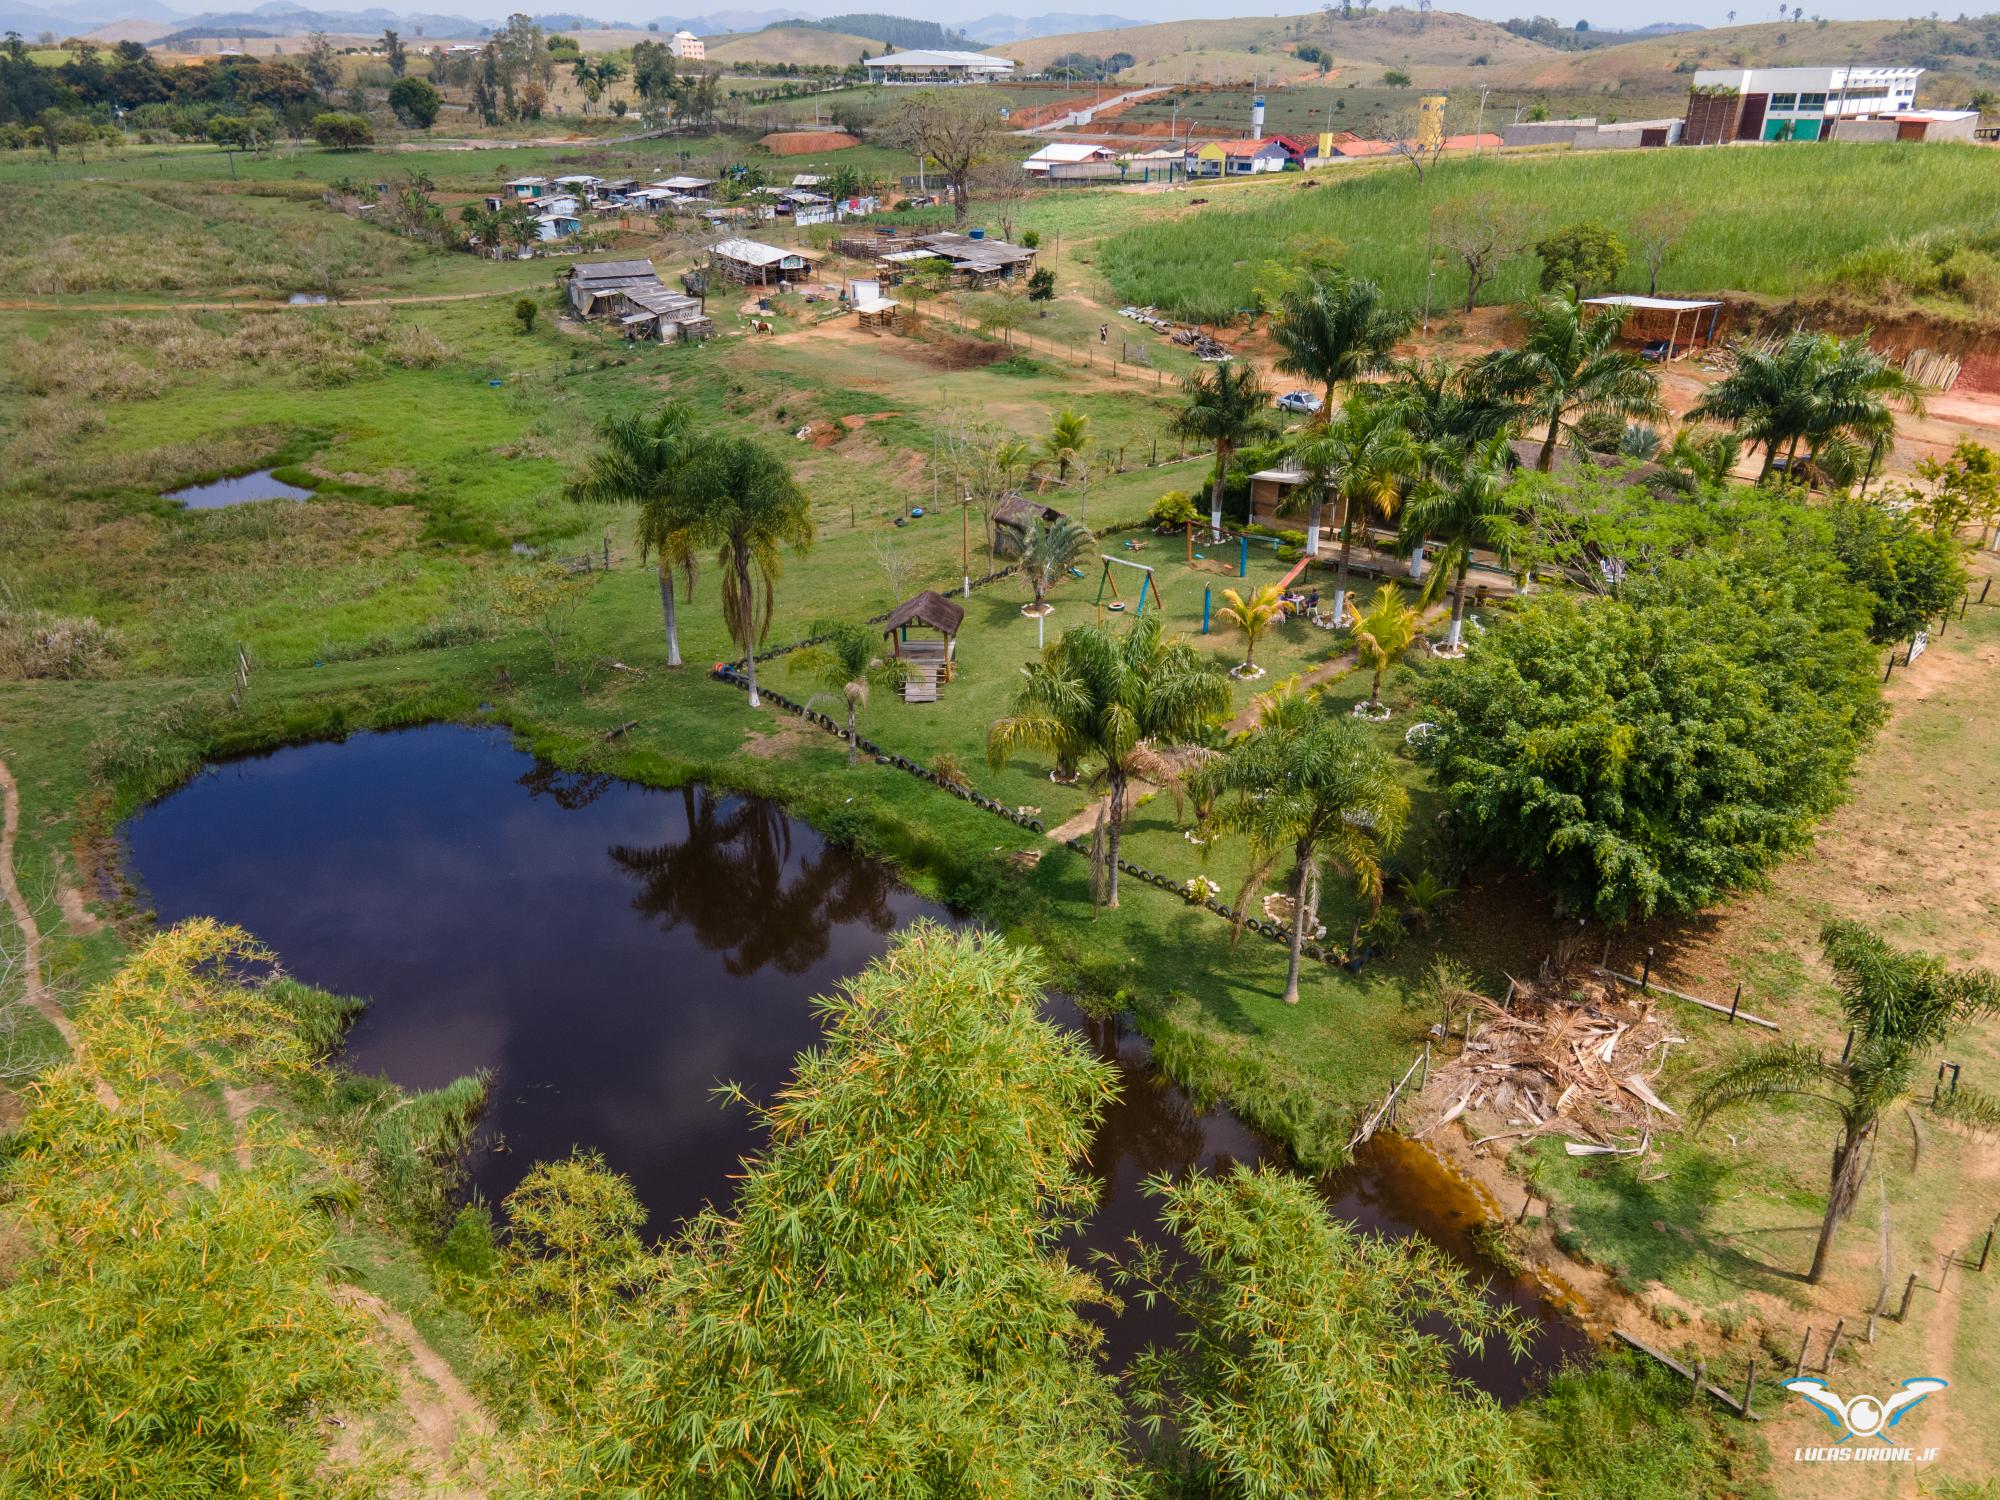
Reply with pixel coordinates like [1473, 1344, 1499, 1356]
[710, 238, 797, 267]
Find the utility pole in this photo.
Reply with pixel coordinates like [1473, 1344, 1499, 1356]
[1421, 213, 1436, 335]
[1473, 86, 1489, 157]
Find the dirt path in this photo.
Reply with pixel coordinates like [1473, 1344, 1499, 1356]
[0, 757, 79, 1057]
[336, 1287, 494, 1497]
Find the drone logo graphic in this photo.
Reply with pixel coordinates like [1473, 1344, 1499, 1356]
[1782, 1376, 1948, 1443]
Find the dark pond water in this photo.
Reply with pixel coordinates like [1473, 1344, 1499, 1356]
[123, 724, 1589, 1399]
[166, 469, 315, 509]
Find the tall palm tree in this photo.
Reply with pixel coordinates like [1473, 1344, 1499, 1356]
[680, 435, 814, 709]
[1693, 920, 1999, 1285]
[1009, 513, 1096, 616]
[1171, 362, 1273, 541]
[1215, 583, 1285, 676]
[788, 621, 902, 767]
[988, 616, 1230, 908]
[1475, 296, 1663, 472]
[1381, 356, 1516, 482]
[1656, 425, 1744, 493]
[1693, 331, 1925, 484]
[1284, 396, 1419, 627]
[566, 403, 697, 667]
[1397, 434, 1515, 652]
[1043, 407, 1089, 485]
[1349, 584, 1421, 710]
[1194, 689, 1408, 1004]
[1270, 274, 1410, 555]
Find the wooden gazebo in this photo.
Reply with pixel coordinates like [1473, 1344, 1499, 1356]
[881, 590, 964, 703]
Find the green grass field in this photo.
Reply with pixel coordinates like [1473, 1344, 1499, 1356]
[1099, 142, 2000, 320]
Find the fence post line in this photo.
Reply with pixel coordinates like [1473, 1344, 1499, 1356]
[1899, 1273, 1918, 1319]
[1823, 1319, 1845, 1370]
[1793, 1327, 1812, 1377]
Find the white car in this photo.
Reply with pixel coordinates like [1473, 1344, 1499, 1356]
[1276, 391, 1323, 415]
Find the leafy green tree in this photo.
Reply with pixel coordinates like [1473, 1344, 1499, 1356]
[1026, 264, 1056, 303]
[1399, 433, 1516, 650]
[1283, 394, 1419, 625]
[1914, 438, 2000, 541]
[1382, 355, 1517, 480]
[1534, 219, 1628, 296]
[1826, 497, 1966, 643]
[1421, 543, 1881, 920]
[381, 26, 407, 75]
[565, 404, 699, 666]
[566, 924, 1133, 1497]
[1195, 691, 1408, 1001]
[1112, 1165, 1530, 1494]
[788, 620, 904, 765]
[989, 616, 1230, 907]
[1689, 331, 1924, 483]
[1693, 921, 2000, 1283]
[388, 73, 440, 127]
[1475, 296, 1662, 472]
[1170, 360, 1273, 540]
[681, 435, 815, 708]
[310, 111, 373, 150]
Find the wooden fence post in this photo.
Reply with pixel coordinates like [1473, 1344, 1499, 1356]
[1690, 1358, 1706, 1406]
[1742, 1358, 1758, 1418]
[1898, 1274, 1918, 1320]
[1822, 1318, 1845, 1369]
[1793, 1326, 1812, 1377]
[1980, 1227, 1993, 1273]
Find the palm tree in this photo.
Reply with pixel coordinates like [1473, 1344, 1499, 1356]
[1693, 921, 1998, 1284]
[1043, 407, 1089, 484]
[1381, 356, 1516, 481]
[1270, 272, 1408, 411]
[1194, 689, 1409, 1003]
[788, 622, 902, 767]
[1657, 425, 1744, 493]
[1215, 583, 1285, 676]
[1270, 274, 1410, 556]
[1397, 434, 1515, 652]
[1284, 396, 1418, 627]
[566, 403, 697, 667]
[1349, 584, 1421, 710]
[1010, 513, 1096, 616]
[988, 616, 1230, 908]
[680, 435, 815, 709]
[1171, 362, 1273, 541]
[1692, 331, 1924, 484]
[1475, 296, 1663, 472]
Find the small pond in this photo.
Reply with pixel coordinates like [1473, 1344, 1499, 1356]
[165, 469, 315, 510]
[123, 724, 1588, 1399]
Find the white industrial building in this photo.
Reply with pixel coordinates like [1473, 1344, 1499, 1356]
[1682, 66, 1923, 142]
[670, 29, 704, 60]
[863, 49, 1014, 84]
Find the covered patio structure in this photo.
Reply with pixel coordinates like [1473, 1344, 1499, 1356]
[1581, 294, 1726, 360]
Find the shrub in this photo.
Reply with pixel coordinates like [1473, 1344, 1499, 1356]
[0, 607, 121, 679]
[1826, 497, 1966, 642]
[311, 113, 374, 150]
[1148, 488, 1201, 527]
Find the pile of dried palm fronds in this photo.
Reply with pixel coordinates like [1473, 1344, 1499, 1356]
[1418, 966, 1685, 1157]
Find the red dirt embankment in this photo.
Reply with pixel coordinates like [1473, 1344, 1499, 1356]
[758, 130, 860, 155]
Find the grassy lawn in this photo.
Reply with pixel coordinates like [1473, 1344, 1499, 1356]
[1098, 142, 2000, 319]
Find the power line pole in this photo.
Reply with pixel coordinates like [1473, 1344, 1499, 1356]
[1473, 86, 1489, 157]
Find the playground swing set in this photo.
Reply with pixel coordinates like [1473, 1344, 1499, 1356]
[1093, 554, 1165, 620]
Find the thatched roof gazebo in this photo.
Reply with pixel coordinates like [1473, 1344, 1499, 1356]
[881, 591, 964, 702]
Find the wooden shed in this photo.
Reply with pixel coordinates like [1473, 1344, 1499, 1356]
[991, 493, 1065, 554]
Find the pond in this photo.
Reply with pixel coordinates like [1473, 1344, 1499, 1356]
[123, 724, 1588, 1399]
[165, 469, 315, 510]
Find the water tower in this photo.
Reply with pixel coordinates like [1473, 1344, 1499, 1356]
[1251, 95, 1265, 140]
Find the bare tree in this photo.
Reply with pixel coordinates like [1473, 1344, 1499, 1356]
[1631, 202, 1694, 297]
[1377, 103, 1447, 183]
[1435, 192, 1524, 312]
[884, 89, 1011, 225]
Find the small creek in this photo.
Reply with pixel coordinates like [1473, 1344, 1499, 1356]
[122, 724, 1589, 1400]
[165, 469, 315, 509]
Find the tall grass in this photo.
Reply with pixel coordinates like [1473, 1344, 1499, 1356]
[1100, 144, 2000, 320]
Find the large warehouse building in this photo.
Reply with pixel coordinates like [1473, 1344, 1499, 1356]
[863, 49, 1015, 84]
[1682, 66, 1924, 142]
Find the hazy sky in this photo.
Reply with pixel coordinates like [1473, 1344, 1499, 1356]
[794, 2, 1967, 31]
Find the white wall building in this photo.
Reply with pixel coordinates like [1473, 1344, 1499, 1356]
[671, 29, 704, 61]
[1684, 66, 1922, 142]
[863, 49, 1014, 84]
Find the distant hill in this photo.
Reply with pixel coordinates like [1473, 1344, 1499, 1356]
[787, 13, 967, 50]
[703, 23, 885, 63]
[962, 12, 1139, 45]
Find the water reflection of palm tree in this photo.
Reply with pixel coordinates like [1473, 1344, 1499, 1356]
[516, 762, 614, 809]
[1074, 1014, 1212, 1198]
[609, 788, 897, 976]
